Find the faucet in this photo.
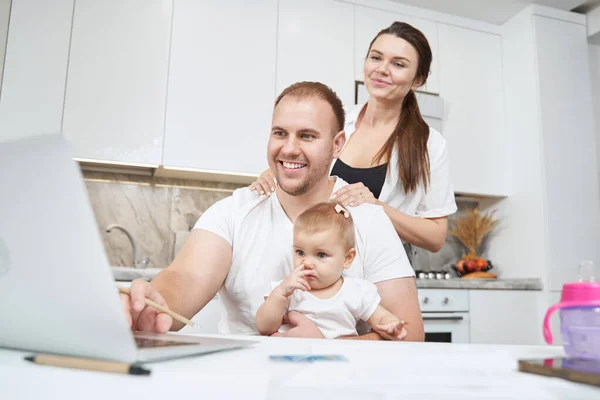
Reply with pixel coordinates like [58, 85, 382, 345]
[105, 224, 149, 269]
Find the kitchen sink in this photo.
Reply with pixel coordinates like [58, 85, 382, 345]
[111, 266, 162, 282]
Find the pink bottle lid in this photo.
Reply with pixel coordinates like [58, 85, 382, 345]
[559, 281, 600, 304]
[543, 261, 600, 344]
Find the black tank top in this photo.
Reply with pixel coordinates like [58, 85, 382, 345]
[330, 159, 388, 199]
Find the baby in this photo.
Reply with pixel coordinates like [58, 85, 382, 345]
[256, 201, 407, 340]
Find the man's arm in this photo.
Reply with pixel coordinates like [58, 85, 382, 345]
[375, 277, 424, 341]
[150, 229, 232, 331]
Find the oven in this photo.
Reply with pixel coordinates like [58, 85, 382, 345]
[418, 289, 470, 343]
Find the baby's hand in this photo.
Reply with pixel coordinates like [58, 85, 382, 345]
[375, 320, 408, 341]
[277, 263, 313, 298]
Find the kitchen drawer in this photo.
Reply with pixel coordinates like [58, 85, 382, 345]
[418, 289, 469, 312]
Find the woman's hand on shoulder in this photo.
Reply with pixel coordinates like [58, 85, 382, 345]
[332, 182, 381, 208]
[249, 168, 276, 196]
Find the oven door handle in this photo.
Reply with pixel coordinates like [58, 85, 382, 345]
[423, 316, 464, 321]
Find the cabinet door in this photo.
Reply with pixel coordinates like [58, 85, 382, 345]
[162, 0, 278, 176]
[62, 0, 172, 165]
[0, 0, 73, 143]
[469, 290, 544, 345]
[354, 5, 439, 95]
[534, 16, 600, 290]
[277, 0, 354, 109]
[437, 24, 508, 196]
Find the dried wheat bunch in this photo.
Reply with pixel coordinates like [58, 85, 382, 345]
[448, 208, 499, 256]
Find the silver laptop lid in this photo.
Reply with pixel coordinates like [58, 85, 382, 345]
[0, 134, 137, 362]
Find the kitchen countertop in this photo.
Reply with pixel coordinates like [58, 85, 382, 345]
[1, 335, 597, 399]
[416, 277, 543, 290]
[113, 267, 543, 291]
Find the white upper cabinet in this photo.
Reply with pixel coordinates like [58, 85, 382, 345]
[276, 0, 354, 109]
[0, 0, 73, 143]
[162, 0, 278, 175]
[62, 0, 172, 165]
[437, 24, 508, 197]
[354, 5, 439, 95]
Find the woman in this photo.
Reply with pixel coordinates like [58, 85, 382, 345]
[251, 22, 457, 254]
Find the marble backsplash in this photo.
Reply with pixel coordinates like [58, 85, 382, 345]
[84, 171, 244, 268]
[84, 171, 477, 273]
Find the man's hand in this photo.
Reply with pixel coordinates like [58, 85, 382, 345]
[270, 311, 324, 338]
[276, 264, 313, 298]
[119, 279, 173, 333]
[374, 320, 408, 341]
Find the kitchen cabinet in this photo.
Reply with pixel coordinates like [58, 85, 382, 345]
[276, 0, 354, 109]
[494, 9, 600, 289]
[354, 5, 439, 95]
[0, 0, 73, 143]
[481, 9, 599, 342]
[532, 15, 600, 291]
[62, 0, 172, 165]
[468, 290, 544, 345]
[437, 24, 508, 197]
[162, 0, 278, 176]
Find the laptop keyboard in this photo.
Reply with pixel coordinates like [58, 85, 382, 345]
[135, 337, 197, 349]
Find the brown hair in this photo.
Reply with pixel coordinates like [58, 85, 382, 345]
[369, 22, 432, 193]
[294, 202, 355, 250]
[275, 81, 345, 133]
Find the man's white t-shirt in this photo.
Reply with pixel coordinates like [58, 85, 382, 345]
[270, 277, 381, 339]
[193, 177, 414, 335]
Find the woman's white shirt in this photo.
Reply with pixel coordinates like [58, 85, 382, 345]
[338, 103, 457, 219]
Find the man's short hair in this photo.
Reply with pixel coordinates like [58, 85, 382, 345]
[274, 81, 345, 133]
[294, 201, 355, 250]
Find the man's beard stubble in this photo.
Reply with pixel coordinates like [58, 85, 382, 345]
[275, 150, 333, 197]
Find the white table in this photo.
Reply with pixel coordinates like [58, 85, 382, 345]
[1, 335, 598, 400]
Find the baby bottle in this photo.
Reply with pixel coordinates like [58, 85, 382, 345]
[543, 261, 600, 359]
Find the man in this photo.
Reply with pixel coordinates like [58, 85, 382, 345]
[123, 82, 424, 341]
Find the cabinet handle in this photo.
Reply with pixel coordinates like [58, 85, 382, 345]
[423, 297, 429, 304]
[423, 316, 464, 321]
[443, 297, 449, 304]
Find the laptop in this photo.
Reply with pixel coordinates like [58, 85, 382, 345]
[0, 134, 257, 363]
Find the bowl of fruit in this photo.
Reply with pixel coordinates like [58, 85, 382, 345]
[448, 208, 500, 279]
[451, 253, 496, 279]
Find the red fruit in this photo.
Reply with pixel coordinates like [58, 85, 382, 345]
[465, 260, 477, 272]
[476, 258, 488, 269]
